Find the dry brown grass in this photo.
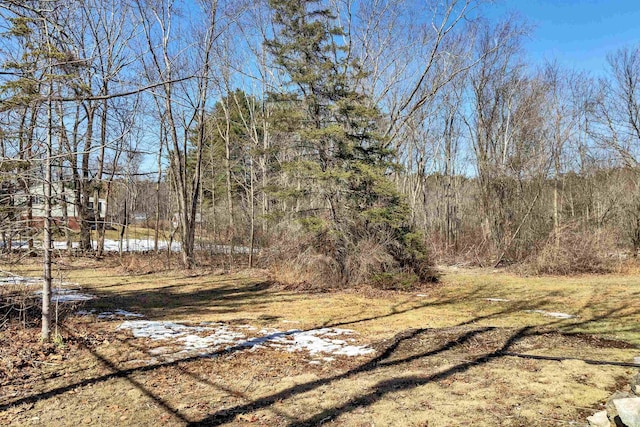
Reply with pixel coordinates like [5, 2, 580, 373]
[115, 252, 182, 275]
[523, 226, 618, 275]
[0, 257, 638, 426]
[0, 280, 39, 328]
[271, 252, 344, 291]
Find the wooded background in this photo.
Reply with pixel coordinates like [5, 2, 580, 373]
[1, 0, 639, 284]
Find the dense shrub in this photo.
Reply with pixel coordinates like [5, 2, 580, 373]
[0, 282, 40, 328]
[263, 225, 438, 290]
[524, 226, 617, 275]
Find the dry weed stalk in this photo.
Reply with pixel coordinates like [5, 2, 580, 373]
[524, 224, 618, 275]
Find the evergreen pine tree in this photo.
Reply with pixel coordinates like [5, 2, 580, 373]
[266, 0, 436, 286]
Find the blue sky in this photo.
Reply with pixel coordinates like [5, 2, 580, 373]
[487, 0, 640, 74]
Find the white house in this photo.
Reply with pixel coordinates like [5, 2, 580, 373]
[18, 183, 107, 230]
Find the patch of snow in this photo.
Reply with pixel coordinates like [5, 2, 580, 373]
[0, 275, 42, 286]
[53, 238, 182, 253]
[7, 238, 260, 254]
[526, 310, 576, 319]
[178, 326, 246, 352]
[30, 287, 95, 302]
[416, 294, 428, 297]
[485, 298, 510, 302]
[117, 320, 214, 340]
[48, 289, 95, 302]
[52, 241, 80, 250]
[266, 328, 373, 356]
[0, 240, 30, 250]
[50, 239, 260, 254]
[117, 321, 374, 359]
[2, 274, 95, 302]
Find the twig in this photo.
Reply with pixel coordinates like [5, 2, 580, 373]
[31, 360, 60, 367]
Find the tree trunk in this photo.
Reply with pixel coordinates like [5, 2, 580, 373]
[78, 105, 95, 252]
[94, 98, 108, 257]
[42, 89, 53, 342]
[553, 179, 559, 248]
[224, 122, 234, 245]
[248, 160, 255, 268]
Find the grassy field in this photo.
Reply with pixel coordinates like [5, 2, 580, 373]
[97, 225, 173, 242]
[1, 258, 639, 426]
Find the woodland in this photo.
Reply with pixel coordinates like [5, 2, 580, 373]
[0, 2, 640, 426]
[1, 0, 640, 337]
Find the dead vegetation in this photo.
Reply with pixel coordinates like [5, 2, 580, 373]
[0, 258, 638, 426]
[523, 226, 619, 275]
[265, 231, 438, 291]
[0, 281, 39, 329]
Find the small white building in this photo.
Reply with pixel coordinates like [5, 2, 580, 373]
[18, 183, 107, 229]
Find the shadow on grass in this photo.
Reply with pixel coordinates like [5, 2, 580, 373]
[0, 287, 520, 413]
[83, 270, 516, 323]
[86, 279, 282, 319]
[2, 276, 638, 426]
[188, 305, 640, 427]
